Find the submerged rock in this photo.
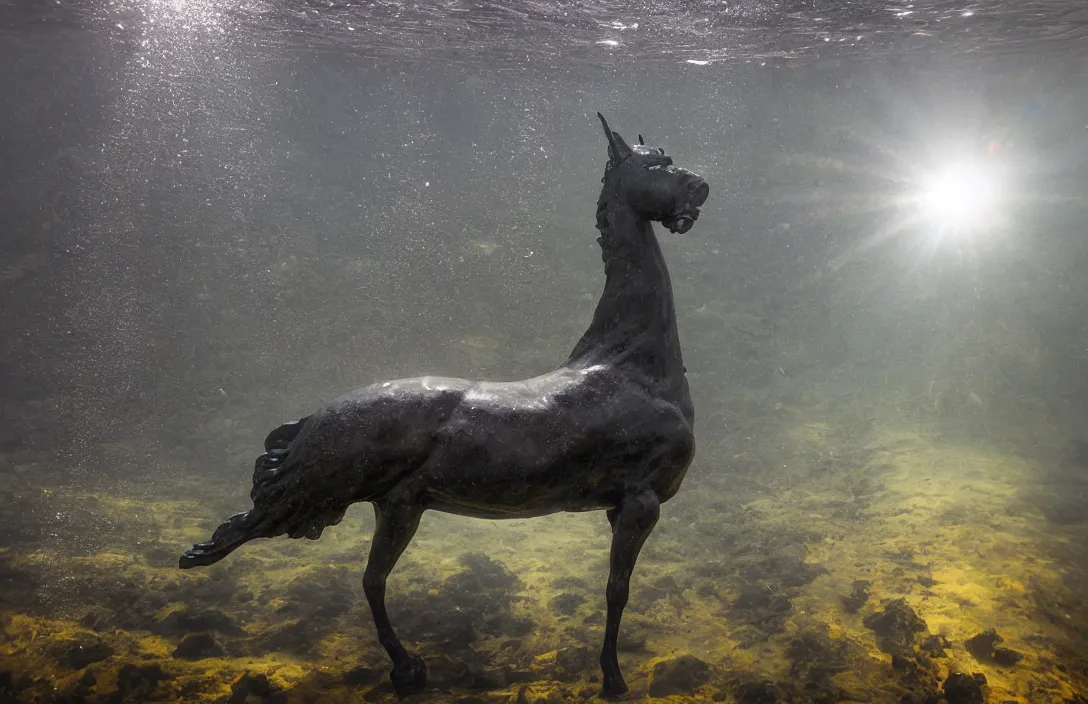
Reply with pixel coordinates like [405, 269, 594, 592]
[965, 628, 1003, 660]
[549, 592, 584, 616]
[787, 629, 849, 683]
[943, 672, 987, 704]
[617, 629, 647, 652]
[741, 553, 826, 589]
[730, 582, 793, 645]
[648, 655, 711, 698]
[228, 672, 275, 704]
[964, 628, 1023, 666]
[920, 634, 950, 658]
[841, 579, 871, 613]
[173, 632, 224, 660]
[152, 606, 242, 637]
[48, 633, 114, 669]
[733, 679, 781, 704]
[389, 552, 529, 653]
[554, 645, 593, 681]
[863, 598, 928, 654]
[115, 663, 171, 700]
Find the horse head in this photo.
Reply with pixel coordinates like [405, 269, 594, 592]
[596, 112, 710, 235]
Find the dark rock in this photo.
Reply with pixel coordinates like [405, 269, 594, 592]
[617, 630, 647, 652]
[466, 665, 509, 691]
[992, 647, 1023, 666]
[549, 592, 584, 616]
[72, 668, 96, 697]
[229, 673, 274, 704]
[115, 663, 171, 700]
[253, 618, 325, 656]
[920, 634, 950, 657]
[733, 679, 780, 704]
[787, 629, 849, 683]
[0, 669, 36, 698]
[53, 666, 98, 702]
[965, 628, 1003, 661]
[551, 575, 588, 591]
[741, 554, 826, 589]
[389, 552, 528, 652]
[152, 607, 242, 637]
[78, 607, 115, 632]
[555, 646, 593, 682]
[641, 575, 684, 602]
[943, 672, 987, 704]
[863, 598, 928, 654]
[459, 553, 520, 592]
[48, 634, 114, 669]
[842, 579, 871, 613]
[427, 656, 474, 690]
[648, 655, 711, 698]
[730, 583, 792, 645]
[173, 633, 224, 660]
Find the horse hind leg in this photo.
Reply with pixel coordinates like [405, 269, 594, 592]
[363, 499, 426, 696]
[600, 489, 661, 697]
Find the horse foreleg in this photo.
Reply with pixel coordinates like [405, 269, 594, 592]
[363, 499, 426, 696]
[600, 489, 660, 697]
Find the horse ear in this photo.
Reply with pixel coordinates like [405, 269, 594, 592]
[596, 112, 633, 164]
[638, 134, 645, 145]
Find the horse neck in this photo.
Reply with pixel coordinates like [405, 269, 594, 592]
[566, 201, 686, 384]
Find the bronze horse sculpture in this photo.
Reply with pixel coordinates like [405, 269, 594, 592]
[180, 113, 710, 697]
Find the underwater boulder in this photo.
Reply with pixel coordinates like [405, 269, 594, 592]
[173, 632, 224, 660]
[114, 663, 172, 700]
[47, 633, 114, 669]
[965, 628, 1002, 660]
[152, 606, 242, 637]
[729, 582, 793, 646]
[964, 628, 1023, 666]
[920, 634, 951, 657]
[841, 579, 871, 613]
[862, 598, 928, 654]
[992, 647, 1024, 666]
[942, 672, 987, 704]
[228, 672, 276, 703]
[648, 655, 712, 698]
[732, 679, 781, 704]
[548, 592, 585, 616]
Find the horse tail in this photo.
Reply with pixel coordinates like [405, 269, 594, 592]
[251, 416, 311, 498]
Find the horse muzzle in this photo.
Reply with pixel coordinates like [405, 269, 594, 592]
[664, 178, 710, 234]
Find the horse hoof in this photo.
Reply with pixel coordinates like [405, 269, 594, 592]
[601, 678, 629, 699]
[390, 654, 427, 696]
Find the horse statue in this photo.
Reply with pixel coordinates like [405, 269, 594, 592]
[180, 113, 710, 698]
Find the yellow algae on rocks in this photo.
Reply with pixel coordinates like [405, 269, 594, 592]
[2, 414, 1088, 702]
